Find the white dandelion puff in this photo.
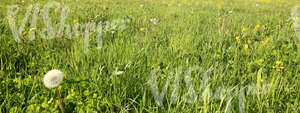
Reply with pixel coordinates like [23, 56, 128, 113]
[43, 69, 64, 89]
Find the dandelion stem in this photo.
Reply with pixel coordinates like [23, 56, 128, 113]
[56, 87, 66, 113]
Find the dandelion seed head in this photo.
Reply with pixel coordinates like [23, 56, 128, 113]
[43, 69, 64, 89]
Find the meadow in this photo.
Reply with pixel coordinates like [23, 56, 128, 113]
[0, 0, 299, 112]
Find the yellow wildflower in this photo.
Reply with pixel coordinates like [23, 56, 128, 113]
[29, 28, 36, 32]
[242, 27, 247, 34]
[23, 31, 27, 35]
[93, 93, 97, 98]
[258, 58, 264, 63]
[264, 37, 271, 43]
[292, 17, 300, 21]
[255, 24, 260, 29]
[273, 61, 284, 71]
[103, 5, 108, 10]
[276, 61, 283, 65]
[244, 44, 249, 50]
[235, 36, 241, 44]
[140, 27, 145, 31]
[218, 17, 222, 21]
[247, 39, 251, 44]
[254, 24, 260, 32]
[73, 19, 79, 23]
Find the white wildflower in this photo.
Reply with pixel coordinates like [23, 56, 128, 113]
[140, 4, 144, 8]
[150, 18, 159, 25]
[113, 68, 124, 75]
[256, 4, 259, 7]
[113, 71, 124, 75]
[43, 69, 64, 89]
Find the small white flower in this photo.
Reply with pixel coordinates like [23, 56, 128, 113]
[256, 4, 259, 7]
[150, 18, 159, 25]
[113, 68, 124, 75]
[113, 71, 124, 75]
[140, 4, 144, 8]
[228, 10, 233, 14]
[43, 69, 64, 89]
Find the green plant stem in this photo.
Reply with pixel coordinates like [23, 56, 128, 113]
[56, 87, 66, 113]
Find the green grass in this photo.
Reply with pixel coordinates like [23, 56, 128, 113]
[0, 0, 299, 112]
